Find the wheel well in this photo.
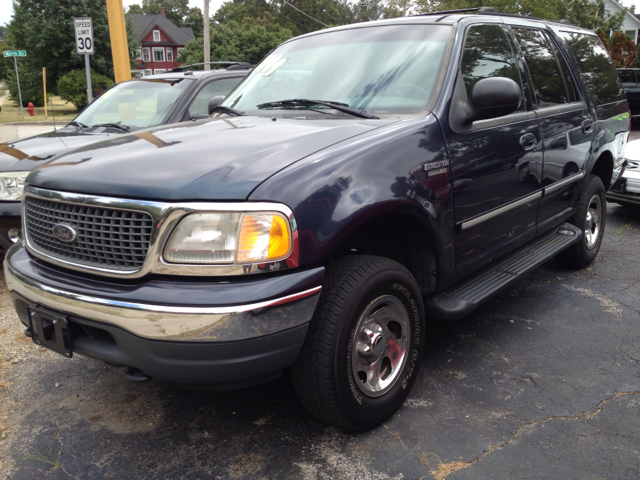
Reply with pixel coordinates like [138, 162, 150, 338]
[590, 152, 613, 190]
[335, 213, 437, 295]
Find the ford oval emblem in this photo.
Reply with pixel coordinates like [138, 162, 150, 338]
[52, 224, 77, 243]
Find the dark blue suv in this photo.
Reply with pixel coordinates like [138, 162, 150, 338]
[5, 8, 629, 431]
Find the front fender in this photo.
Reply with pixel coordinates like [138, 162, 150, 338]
[249, 115, 456, 287]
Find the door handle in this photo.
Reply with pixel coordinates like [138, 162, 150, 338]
[582, 119, 593, 133]
[519, 133, 537, 151]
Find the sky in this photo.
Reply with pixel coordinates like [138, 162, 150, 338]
[2, 0, 640, 27]
[0, 0, 226, 27]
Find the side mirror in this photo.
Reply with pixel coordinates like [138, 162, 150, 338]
[464, 77, 521, 121]
[208, 96, 225, 115]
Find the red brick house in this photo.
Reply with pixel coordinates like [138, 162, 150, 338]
[127, 9, 195, 76]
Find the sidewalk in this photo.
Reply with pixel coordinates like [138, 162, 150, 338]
[0, 92, 58, 142]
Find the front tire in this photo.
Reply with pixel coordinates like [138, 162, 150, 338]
[555, 174, 606, 268]
[292, 255, 425, 431]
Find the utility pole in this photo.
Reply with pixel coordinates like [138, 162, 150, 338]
[204, 0, 210, 70]
[105, 0, 132, 83]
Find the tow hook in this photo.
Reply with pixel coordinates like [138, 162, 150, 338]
[125, 367, 152, 383]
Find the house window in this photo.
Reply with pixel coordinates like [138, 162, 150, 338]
[177, 47, 185, 60]
[142, 47, 150, 63]
[624, 30, 637, 43]
[166, 48, 173, 62]
[153, 30, 161, 42]
[154, 69, 166, 74]
[144, 69, 152, 76]
[135, 48, 142, 60]
[153, 47, 165, 62]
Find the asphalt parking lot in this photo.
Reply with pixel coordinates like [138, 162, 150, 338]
[0, 129, 639, 479]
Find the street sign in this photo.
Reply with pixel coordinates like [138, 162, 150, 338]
[74, 17, 94, 55]
[3, 50, 26, 58]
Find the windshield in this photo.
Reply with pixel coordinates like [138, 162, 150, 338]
[74, 78, 192, 129]
[224, 24, 452, 118]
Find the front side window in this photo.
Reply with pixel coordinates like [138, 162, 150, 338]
[557, 31, 625, 105]
[460, 24, 523, 110]
[166, 48, 173, 62]
[513, 28, 570, 108]
[142, 48, 150, 63]
[224, 25, 452, 118]
[153, 47, 165, 62]
[74, 78, 192, 129]
[153, 30, 161, 42]
[188, 77, 244, 117]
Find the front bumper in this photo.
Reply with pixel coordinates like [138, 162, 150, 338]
[607, 167, 640, 205]
[5, 243, 324, 387]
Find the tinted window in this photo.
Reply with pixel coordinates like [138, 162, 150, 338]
[546, 33, 577, 103]
[618, 70, 637, 86]
[558, 31, 625, 105]
[513, 28, 568, 107]
[188, 77, 243, 116]
[461, 24, 523, 109]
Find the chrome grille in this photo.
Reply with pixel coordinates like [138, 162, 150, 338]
[25, 196, 154, 271]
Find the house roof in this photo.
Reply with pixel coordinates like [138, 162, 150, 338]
[126, 14, 195, 46]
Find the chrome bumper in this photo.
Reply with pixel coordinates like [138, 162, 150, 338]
[5, 255, 322, 342]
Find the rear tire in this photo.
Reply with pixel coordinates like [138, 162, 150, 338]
[292, 255, 425, 431]
[555, 174, 606, 268]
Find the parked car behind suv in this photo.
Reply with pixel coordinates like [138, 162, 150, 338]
[5, 8, 629, 432]
[617, 68, 640, 118]
[0, 63, 249, 254]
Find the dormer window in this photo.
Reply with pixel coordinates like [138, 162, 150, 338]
[153, 30, 161, 42]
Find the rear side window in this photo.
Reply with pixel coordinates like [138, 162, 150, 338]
[513, 28, 571, 107]
[557, 31, 625, 105]
[461, 24, 523, 110]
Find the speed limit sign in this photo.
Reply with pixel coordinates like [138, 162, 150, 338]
[74, 17, 94, 55]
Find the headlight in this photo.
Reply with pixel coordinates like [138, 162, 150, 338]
[164, 211, 292, 264]
[0, 172, 29, 200]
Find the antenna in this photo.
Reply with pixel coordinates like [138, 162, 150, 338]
[49, 94, 56, 132]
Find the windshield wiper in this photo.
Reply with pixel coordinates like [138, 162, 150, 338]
[90, 123, 131, 132]
[210, 105, 246, 116]
[256, 99, 379, 119]
[68, 121, 89, 130]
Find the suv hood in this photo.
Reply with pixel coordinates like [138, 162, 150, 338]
[0, 129, 112, 173]
[28, 116, 390, 201]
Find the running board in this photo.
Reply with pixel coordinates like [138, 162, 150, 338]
[425, 223, 583, 320]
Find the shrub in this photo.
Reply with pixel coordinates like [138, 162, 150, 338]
[57, 69, 114, 110]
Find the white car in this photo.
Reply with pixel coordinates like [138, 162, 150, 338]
[608, 138, 640, 206]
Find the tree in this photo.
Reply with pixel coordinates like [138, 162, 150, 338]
[7, 0, 115, 106]
[413, 0, 626, 33]
[57, 69, 114, 110]
[0, 39, 12, 81]
[126, 0, 190, 26]
[598, 30, 636, 68]
[184, 7, 204, 38]
[179, 14, 293, 65]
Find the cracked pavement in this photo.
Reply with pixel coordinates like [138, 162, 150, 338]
[2, 146, 640, 479]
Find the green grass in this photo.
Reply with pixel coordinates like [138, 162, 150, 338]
[0, 95, 78, 124]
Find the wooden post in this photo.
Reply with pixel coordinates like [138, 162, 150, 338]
[42, 67, 47, 119]
[105, 0, 131, 83]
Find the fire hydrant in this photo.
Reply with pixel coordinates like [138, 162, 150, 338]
[26, 102, 35, 116]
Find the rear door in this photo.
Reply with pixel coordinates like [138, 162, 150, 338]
[445, 23, 543, 276]
[510, 27, 591, 231]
